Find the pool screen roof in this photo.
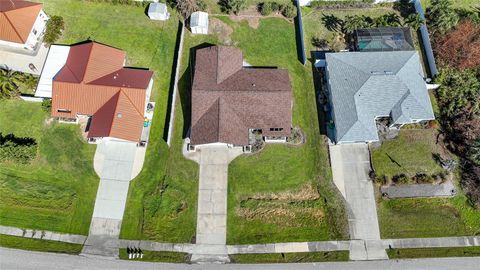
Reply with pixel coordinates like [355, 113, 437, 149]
[355, 27, 414, 52]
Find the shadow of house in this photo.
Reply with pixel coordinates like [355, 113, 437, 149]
[176, 42, 217, 139]
[310, 51, 329, 137]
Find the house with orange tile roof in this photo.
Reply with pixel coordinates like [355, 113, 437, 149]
[51, 41, 154, 143]
[0, 0, 48, 51]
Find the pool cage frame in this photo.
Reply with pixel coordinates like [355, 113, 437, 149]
[354, 27, 415, 52]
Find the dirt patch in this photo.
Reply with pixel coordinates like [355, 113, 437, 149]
[236, 207, 324, 227]
[209, 18, 234, 45]
[228, 6, 262, 29]
[247, 184, 320, 201]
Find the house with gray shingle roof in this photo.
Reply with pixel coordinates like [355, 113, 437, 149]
[325, 50, 435, 144]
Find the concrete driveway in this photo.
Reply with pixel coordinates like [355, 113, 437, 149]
[184, 142, 243, 263]
[82, 139, 145, 258]
[329, 143, 387, 260]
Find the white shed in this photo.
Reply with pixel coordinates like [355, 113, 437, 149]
[190, 11, 208, 35]
[148, 2, 170, 21]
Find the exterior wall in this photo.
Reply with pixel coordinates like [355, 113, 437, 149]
[0, 10, 48, 51]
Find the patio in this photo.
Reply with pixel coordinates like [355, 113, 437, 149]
[0, 43, 49, 75]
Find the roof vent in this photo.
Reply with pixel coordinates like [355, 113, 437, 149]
[384, 71, 393, 75]
[117, 113, 122, 118]
[370, 71, 382, 75]
[252, 83, 256, 87]
[113, 73, 119, 79]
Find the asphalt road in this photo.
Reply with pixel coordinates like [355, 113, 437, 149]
[2, 248, 480, 270]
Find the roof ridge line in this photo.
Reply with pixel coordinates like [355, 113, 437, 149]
[3, 12, 25, 43]
[83, 42, 96, 83]
[119, 88, 144, 118]
[64, 63, 82, 83]
[107, 91, 121, 136]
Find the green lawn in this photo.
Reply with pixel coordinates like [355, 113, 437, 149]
[230, 251, 349, 263]
[387, 246, 480, 259]
[378, 195, 480, 238]
[207, 17, 347, 243]
[119, 249, 188, 263]
[371, 129, 445, 178]
[302, 6, 396, 53]
[0, 235, 82, 254]
[38, 0, 200, 243]
[0, 100, 98, 235]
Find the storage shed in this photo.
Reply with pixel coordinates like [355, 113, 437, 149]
[190, 11, 208, 35]
[148, 2, 170, 21]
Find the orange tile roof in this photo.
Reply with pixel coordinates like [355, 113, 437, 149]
[0, 0, 42, 43]
[51, 41, 153, 142]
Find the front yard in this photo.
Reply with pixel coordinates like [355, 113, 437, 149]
[0, 100, 98, 235]
[372, 129, 480, 238]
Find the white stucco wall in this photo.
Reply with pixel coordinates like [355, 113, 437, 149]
[0, 10, 48, 51]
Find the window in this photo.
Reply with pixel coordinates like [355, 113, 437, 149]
[269, 128, 284, 132]
[57, 109, 71, 113]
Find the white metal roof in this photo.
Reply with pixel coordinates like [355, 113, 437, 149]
[35, 45, 70, 98]
[190, 11, 208, 28]
[148, 2, 167, 15]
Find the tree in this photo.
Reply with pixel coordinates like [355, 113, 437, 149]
[374, 15, 389, 27]
[281, 3, 297, 19]
[0, 69, 22, 99]
[469, 139, 480, 166]
[405, 13, 424, 30]
[176, 0, 200, 20]
[393, 0, 416, 18]
[344, 15, 371, 33]
[321, 14, 344, 33]
[44, 15, 64, 45]
[434, 20, 480, 70]
[427, 0, 459, 34]
[219, 0, 246, 15]
[436, 67, 480, 120]
[311, 37, 329, 50]
[384, 13, 402, 27]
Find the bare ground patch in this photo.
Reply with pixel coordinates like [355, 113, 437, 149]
[248, 183, 320, 201]
[209, 18, 234, 45]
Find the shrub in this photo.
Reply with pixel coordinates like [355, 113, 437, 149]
[44, 15, 64, 45]
[392, 174, 410, 184]
[413, 173, 434, 184]
[281, 3, 296, 19]
[219, 0, 247, 15]
[0, 133, 37, 164]
[41, 99, 52, 112]
[259, 2, 273, 16]
[310, 0, 374, 10]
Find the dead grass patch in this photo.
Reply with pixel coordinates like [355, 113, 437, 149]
[248, 183, 320, 201]
[209, 18, 234, 44]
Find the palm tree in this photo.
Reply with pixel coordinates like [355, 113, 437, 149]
[344, 15, 370, 34]
[374, 15, 389, 27]
[405, 13, 424, 30]
[321, 13, 344, 33]
[386, 13, 402, 26]
[0, 69, 22, 99]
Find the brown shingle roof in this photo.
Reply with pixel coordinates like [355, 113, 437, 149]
[0, 0, 42, 44]
[51, 41, 153, 142]
[190, 46, 292, 146]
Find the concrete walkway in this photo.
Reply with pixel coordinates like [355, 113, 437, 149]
[82, 139, 145, 258]
[184, 141, 243, 263]
[381, 180, 456, 199]
[329, 144, 388, 261]
[0, 225, 85, 244]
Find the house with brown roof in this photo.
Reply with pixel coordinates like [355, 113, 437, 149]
[190, 46, 292, 147]
[51, 41, 154, 143]
[0, 0, 48, 51]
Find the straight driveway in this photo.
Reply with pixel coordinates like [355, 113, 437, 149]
[329, 143, 387, 260]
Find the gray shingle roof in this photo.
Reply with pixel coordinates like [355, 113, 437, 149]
[325, 51, 435, 143]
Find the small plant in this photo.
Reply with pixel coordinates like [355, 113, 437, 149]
[311, 36, 329, 50]
[413, 173, 434, 184]
[41, 99, 52, 112]
[259, 2, 273, 16]
[0, 133, 38, 164]
[219, 0, 247, 15]
[392, 173, 410, 184]
[44, 15, 64, 45]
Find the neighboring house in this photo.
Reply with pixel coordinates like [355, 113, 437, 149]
[190, 11, 208, 35]
[147, 2, 169, 21]
[50, 41, 154, 143]
[355, 27, 415, 52]
[0, 0, 48, 51]
[190, 46, 292, 147]
[324, 50, 435, 144]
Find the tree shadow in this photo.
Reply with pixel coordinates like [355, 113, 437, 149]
[321, 13, 344, 33]
[0, 133, 37, 146]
